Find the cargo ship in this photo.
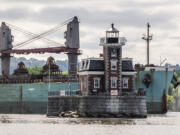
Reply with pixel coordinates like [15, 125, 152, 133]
[134, 23, 174, 113]
[0, 17, 174, 114]
[135, 66, 174, 113]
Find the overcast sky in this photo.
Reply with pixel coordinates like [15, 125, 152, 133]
[0, 0, 180, 65]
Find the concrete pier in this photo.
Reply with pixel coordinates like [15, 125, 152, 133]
[47, 95, 147, 118]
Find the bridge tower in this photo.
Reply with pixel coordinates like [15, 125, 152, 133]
[0, 22, 13, 76]
[65, 16, 80, 77]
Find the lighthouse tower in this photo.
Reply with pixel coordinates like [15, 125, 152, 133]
[100, 24, 126, 95]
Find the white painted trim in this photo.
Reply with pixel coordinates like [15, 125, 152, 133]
[145, 67, 175, 71]
[122, 57, 132, 61]
[82, 60, 87, 70]
[78, 71, 104, 75]
[79, 71, 136, 75]
[80, 60, 84, 70]
[122, 72, 136, 75]
[100, 43, 125, 46]
[81, 57, 104, 61]
[87, 59, 90, 70]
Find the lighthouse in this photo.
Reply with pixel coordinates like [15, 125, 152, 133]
[100, 24, 126, 95]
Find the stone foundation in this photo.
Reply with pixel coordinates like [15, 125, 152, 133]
[47, 95, 147, 118]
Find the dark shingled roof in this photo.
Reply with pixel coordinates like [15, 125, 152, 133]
[122, 59, 134, 71]
[81, 58, 134, 72]
[88, 60, 104, 71]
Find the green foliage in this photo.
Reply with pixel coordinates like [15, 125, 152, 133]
[26, 67, 42, 75]
[168, 83, 174, 95]
[167, 95, 175, 110]
[168, 70, 180, 110]
[173, 86, 180, 98]
[62, 71, 68, 75]
[174, 70, 180, 79]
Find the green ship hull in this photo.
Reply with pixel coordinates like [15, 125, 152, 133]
[135, 67, 174, 113]
[0, 82, 79, 114]
[0, 68, 174, 114]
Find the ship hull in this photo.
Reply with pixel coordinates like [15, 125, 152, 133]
[0, 69, 174, 114]
[135, 69, 174, 113]
[0, 82, 79, 114]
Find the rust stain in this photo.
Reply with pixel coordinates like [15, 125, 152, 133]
[162, 89, 167, 113]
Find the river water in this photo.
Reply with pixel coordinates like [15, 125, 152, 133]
[0, 112, 180, 135]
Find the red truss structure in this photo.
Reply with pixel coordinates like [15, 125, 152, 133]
[1, 47, 82, 55]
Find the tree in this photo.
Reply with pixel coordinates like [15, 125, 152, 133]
[26, 67, 42, 75]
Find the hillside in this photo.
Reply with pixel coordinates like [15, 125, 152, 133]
[0, 57, 69, 74]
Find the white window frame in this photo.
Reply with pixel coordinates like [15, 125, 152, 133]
[111, 77, 117, 88]
[94, 77, 100, 89]
[111, 48, 117, 57]
[123, 78, 129, 89]
[85, 60, 89, 69]
[80, 60, 85, 70]
[111, 59, 117, 70]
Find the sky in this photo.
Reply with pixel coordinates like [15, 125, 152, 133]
[0, 0, 180, 65]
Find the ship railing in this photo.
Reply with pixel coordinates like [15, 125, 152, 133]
[0, 79, 44, 84]
[0, 76, 79, 84]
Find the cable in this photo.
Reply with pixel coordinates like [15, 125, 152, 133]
[13, 17, 73, 49]
[7, 23, 63, 47]
[14, 24, 64, 48]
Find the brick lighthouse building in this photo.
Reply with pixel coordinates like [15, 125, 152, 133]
[48, 23, 147, 118]
[79, 24, 135, 96]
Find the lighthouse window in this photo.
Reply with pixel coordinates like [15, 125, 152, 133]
[111, 77, 117, 88]
[81, 61, 85, 70]
[123, 78, 129, 89]
[109, 32, 116, 37]
[111, 48, 117, 57]
[111, 60, 117, 70]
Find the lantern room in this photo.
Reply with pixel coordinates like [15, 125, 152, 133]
[106, 23, 119, 44]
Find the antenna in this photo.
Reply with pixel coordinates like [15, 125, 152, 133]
[142, 23, 153, 66]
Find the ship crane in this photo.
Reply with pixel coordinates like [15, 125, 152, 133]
[0, 16, 81, 77]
